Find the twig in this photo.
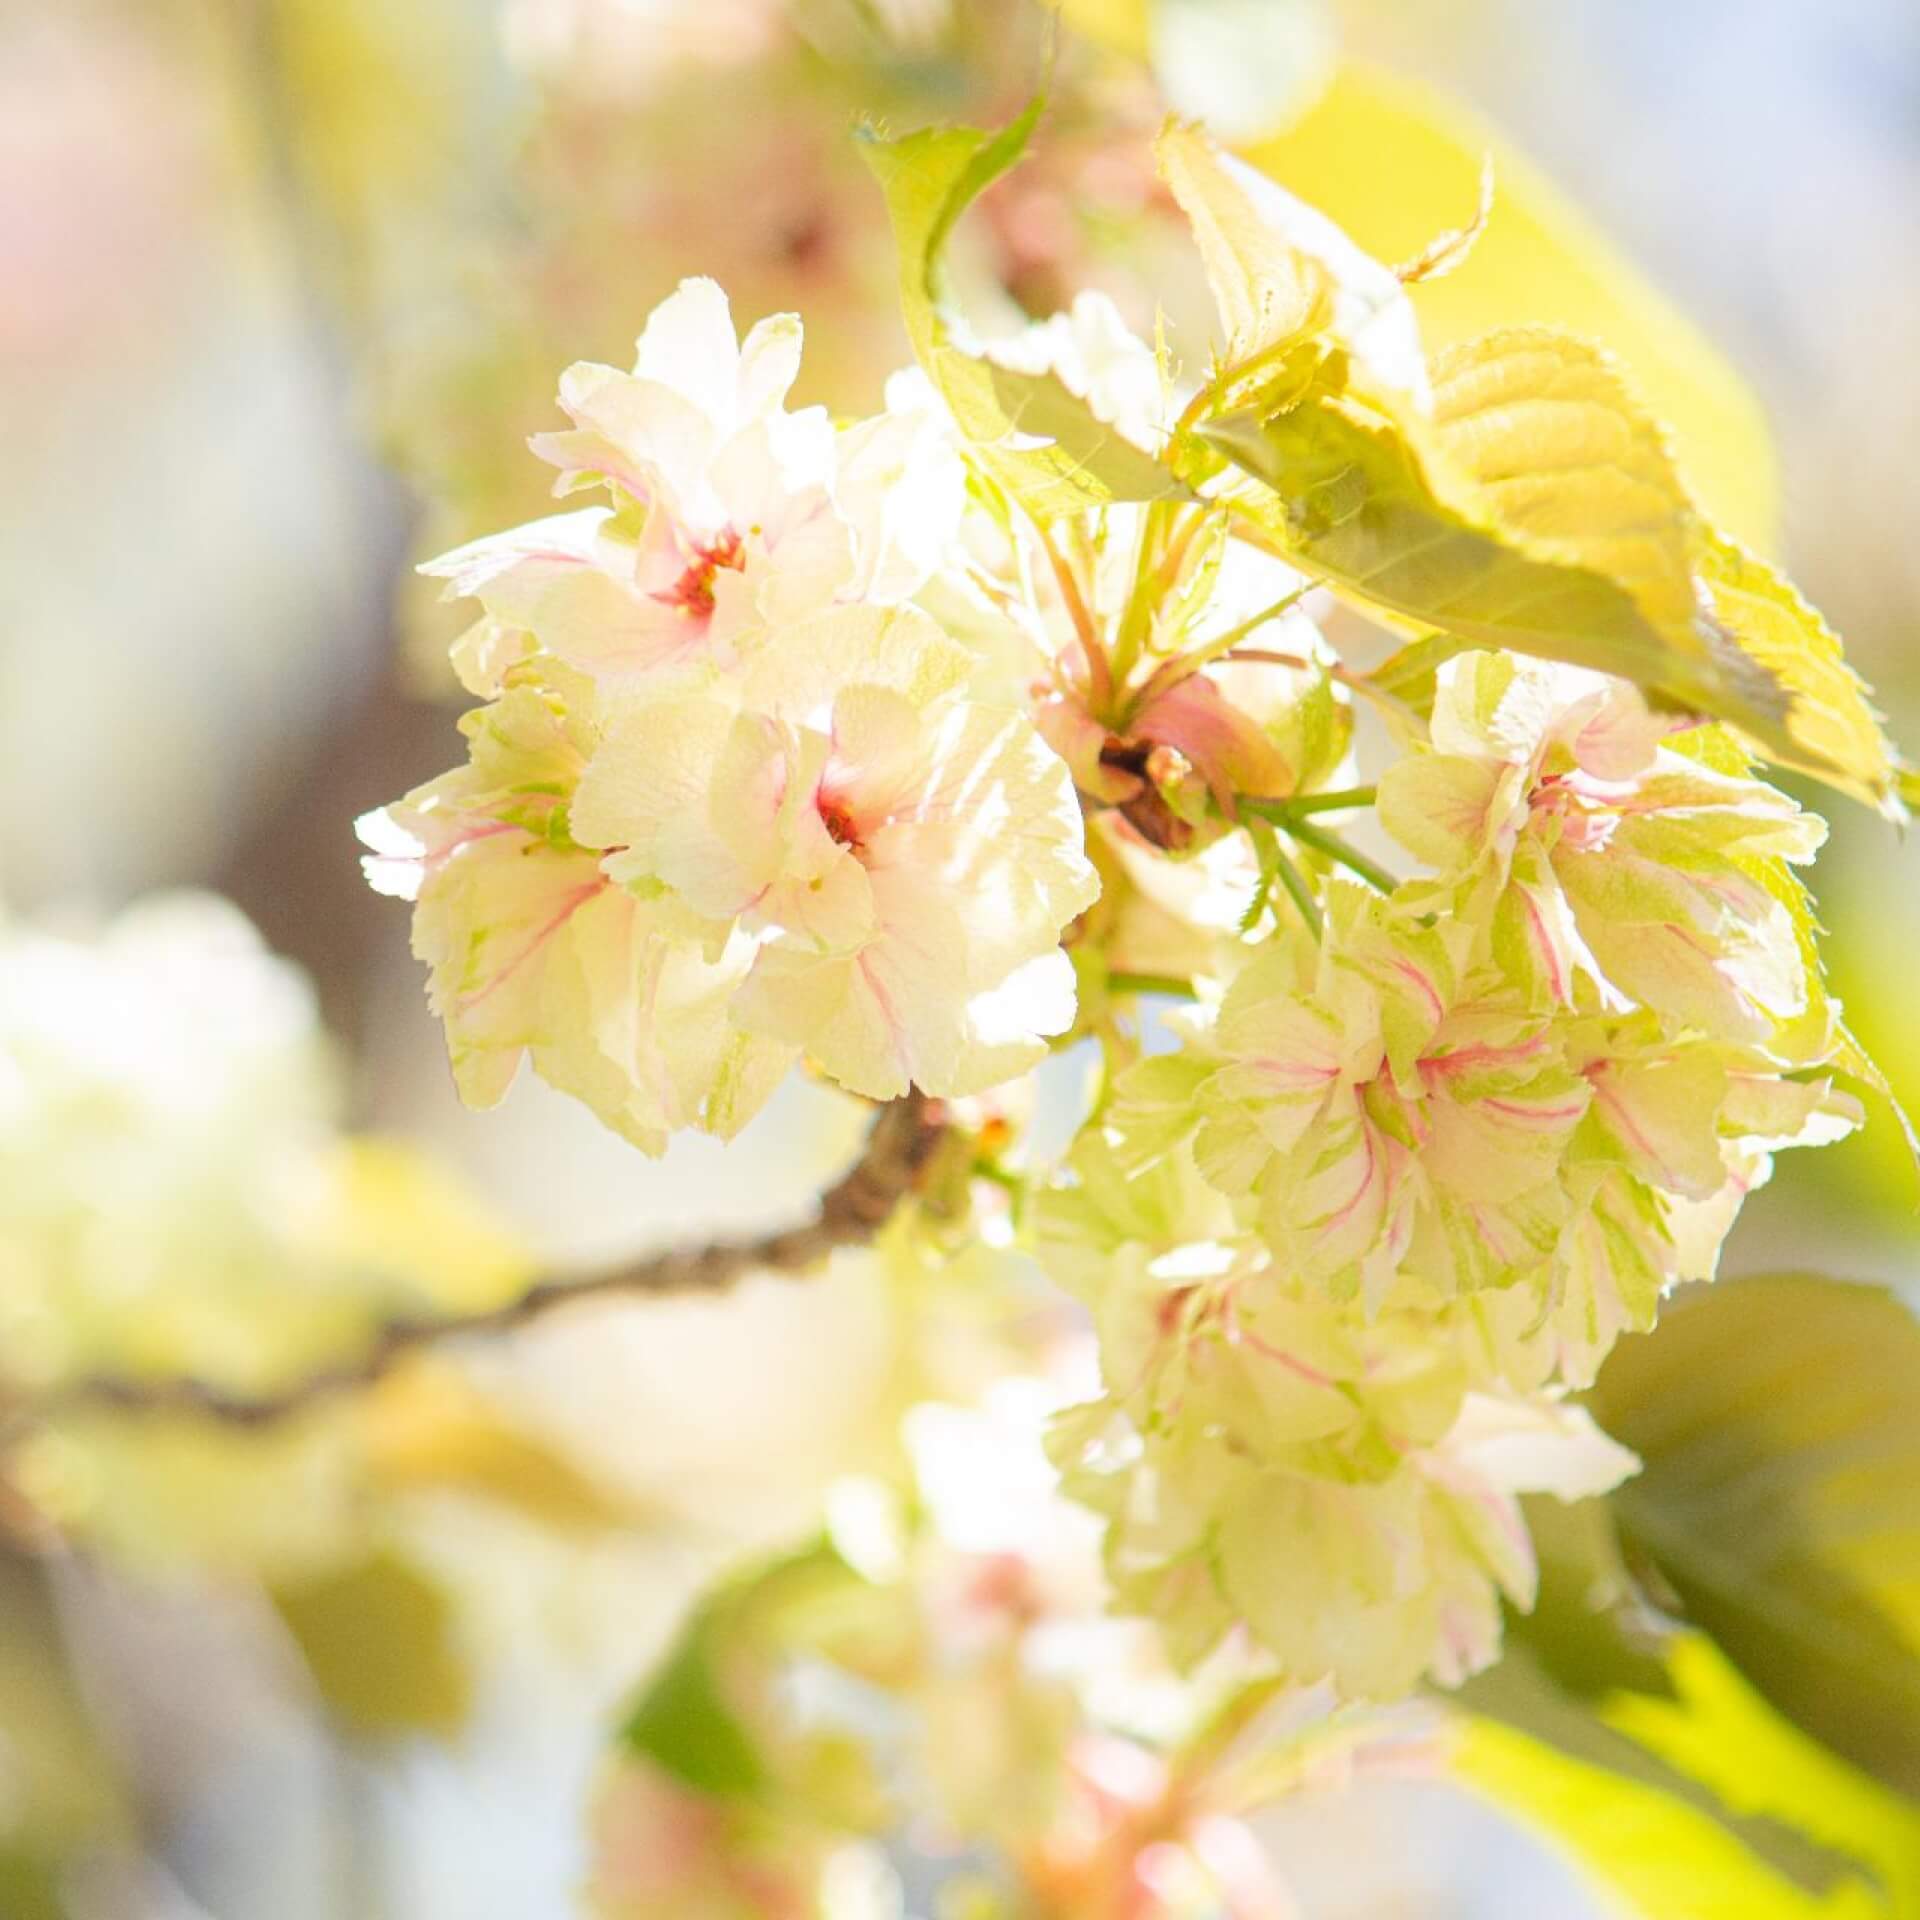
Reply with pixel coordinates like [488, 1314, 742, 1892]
[38, 1095, 945, 1431]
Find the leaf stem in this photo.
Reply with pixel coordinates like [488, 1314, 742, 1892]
[1285, 818, 1398, 894]
[1267, 836, 1323, 939]
[1246, 787, 1377, 822]
[1125, 584, 1315, 721]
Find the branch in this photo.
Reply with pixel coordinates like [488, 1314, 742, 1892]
[40, 1095, 946, 1431]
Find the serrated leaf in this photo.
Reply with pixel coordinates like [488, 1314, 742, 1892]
[1832, 1020, 1920, 1189]
[1200, 388, 1685, 686]
[1429, 328, 1700, 644]
[1201, 351, 1905, 811]
[1157, 121, 1424, 400]
[1157, 120, 1327, 364]
[1244, 64, 1780, 549]
[859, 106, 1181, 516]
[1162, 117, 1903, 810]
[1693, 529, 1903, 813]
[1590, 1273, 1920, 1796]
[274, 1549, 470, 1739]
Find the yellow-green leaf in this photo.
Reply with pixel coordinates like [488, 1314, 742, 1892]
[858, 106, 1183, 516]
[1199, 387, 1686, 688]
[987, 360, 1186, 505]
[1430, 328, 1700, 645]
[621, 1599, 769, 1800]
[1605, 1638, 1920, 1914]
[275, 1549, 471, 1739]
[1693, 528, 1903, 812]
[1591, 1274, 1920, 1795]
[1458, 1651, 1895, 1919]
[1245, 63, 1780, 551]
[1157, 120, 1329, 363]
[1201, 360, 1904, 811]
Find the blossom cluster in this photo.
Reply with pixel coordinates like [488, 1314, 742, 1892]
[365, 119, 1892, 1712]
[1041, 655, 1857, 1696]
[362, 279, 1097, 1151]
[0, 894, 548, 1575]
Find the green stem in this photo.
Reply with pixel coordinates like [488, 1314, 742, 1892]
[1205, 584, 1316, 660]
[1269, 839, 1323, 940]
[1287, 785, 1377, 818]
[1107, 970, 1200, 1001]
[1110, 497, 1173, 693]
[1123, 584, 1315, 724]
[1285, 818, 1398, 894]
[1243, 786, 1377, 823]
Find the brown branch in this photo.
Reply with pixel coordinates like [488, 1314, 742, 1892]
[38, 1095, 945, 1431]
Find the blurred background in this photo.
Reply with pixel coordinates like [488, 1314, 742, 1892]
[2, 0, 1915, 1913]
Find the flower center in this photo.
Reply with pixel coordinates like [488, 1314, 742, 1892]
[653, 527, 746, 617]
[818, 798, 863, 852]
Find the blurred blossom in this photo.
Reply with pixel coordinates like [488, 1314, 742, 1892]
[1, 3, 1914, 1917]
[0, 894, 350, 1395]
[311, 0, 1202, 673]
[0, 7, 394, 909]
[0, 12, 219, 370]
[502, 0, 787, 91]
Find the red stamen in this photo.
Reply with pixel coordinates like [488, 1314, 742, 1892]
[652, 527, 746, 616]
[819, 798, 862, 851]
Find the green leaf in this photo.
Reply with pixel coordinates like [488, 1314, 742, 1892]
[1429, 329, 1701, 645]
[274, 1549, 470, 1739]
[1606, 1637, 1920, 1913]
[1243, 63, 1782, 550]
[1692, 528, 1903, 814]
[621, 1600, 768, 1799]
[1200, 356, 1905, 813]
[619, 1539, 878, 1803]
[1832, 1019, 1920, 1190]
[1200, 386, 1686, 688]
[1157, 119, 1330, 365]
[1457, 1642, 1910, 1917]
[987, 360, 1187, 504]
[858, 105, 1183, 516]
[1589, 1273, 1920, 1795]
